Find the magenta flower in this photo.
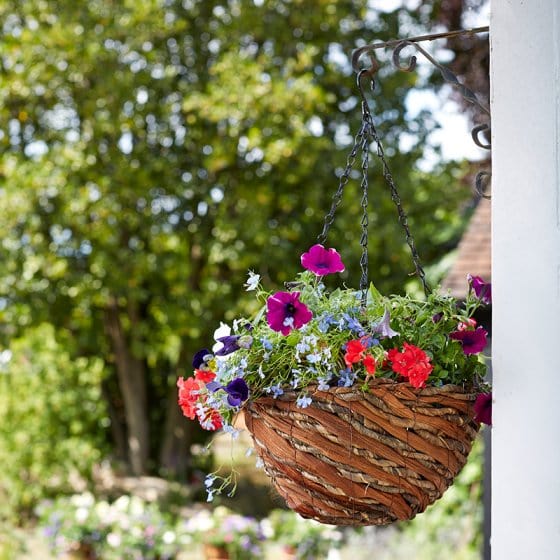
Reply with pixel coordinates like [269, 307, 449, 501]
[266, 291, 313, 335]
[468, 274, 492, 305]
[301, 244, 345, 276]
[474, 392, 492, 426]
[450, 327, 488, 355]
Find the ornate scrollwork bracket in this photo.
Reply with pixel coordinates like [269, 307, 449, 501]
[351, 27, 491, 198]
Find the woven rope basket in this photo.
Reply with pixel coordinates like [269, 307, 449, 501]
[244, 379, 479, 526]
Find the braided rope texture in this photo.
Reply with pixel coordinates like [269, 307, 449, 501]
[244, 379, 479, 526]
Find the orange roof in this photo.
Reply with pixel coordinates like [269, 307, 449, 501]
[442, 199, 491, 299]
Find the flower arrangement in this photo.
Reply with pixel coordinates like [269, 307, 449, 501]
[182, 506, 266, 560]
[178, 245, 491, 499]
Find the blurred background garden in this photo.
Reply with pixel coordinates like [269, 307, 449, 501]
[0, 0, 490, 558]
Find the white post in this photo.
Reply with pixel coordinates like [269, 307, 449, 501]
[491, 1, 560, 558]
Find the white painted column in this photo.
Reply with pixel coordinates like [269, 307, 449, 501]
[491, 1, 560, 558]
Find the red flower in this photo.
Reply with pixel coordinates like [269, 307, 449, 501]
[197, 407, 224, 431]
[194, 369, 216, 383]
[344, 338, 367, 367]
[177, 376, 201, 420]
[363, 354, 376, 375]
[387, 343, 433, 388]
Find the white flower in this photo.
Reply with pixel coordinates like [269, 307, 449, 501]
[163, 530, 176, 544]
[107, 532, 122, 548]
[75, 507, 89, 523]
[70, 492, 95, 508]
[244, 271, 261, 291]
[212, 322, 232, 356]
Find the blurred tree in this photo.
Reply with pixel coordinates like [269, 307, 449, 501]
[0, 0, 482, 481]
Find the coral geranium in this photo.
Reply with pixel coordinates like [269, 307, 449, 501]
[177, 376, 200, 420]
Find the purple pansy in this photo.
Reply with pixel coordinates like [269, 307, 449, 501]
[300, 244, 345, 276]
[192, 348, 211, 369]
[474, 392, 492, 426]
[468, 274, 492, 305]
[450, 327, 488, 355]
[266, 291, 313, 335]
[214, 335, 241, 356]
[225, 377, 249, 407]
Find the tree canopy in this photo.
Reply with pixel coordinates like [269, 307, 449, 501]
[0, 0, 483, 488]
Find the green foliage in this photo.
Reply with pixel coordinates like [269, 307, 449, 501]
[0, 0, 479, 489]
[267, 509, 342, 560]
[36, 492, 193, 560]
[188, 268, 487, 430]
[0, 325, 108, 520]
[184, 506, 265, 560]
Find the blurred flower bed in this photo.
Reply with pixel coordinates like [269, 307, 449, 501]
[35, 494, 342, 560]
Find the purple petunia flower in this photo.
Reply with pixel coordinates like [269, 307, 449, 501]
[266, 291, 313, 335]
[300, 244, 345, 276]
[375, 308, 399, 338]
[468, 274, 492, 305]
[450, 327, 488, 355]
[192, 348, 211, 369]
[432, 312, 444, 323]
[474, 392, 492, 426]
[225, 377, 249, 407]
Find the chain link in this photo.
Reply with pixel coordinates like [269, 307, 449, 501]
[317, 123, 367, 246]
[317, 71, 430, 301]
[358, 108, 371, 307]
[360, 76, 431, 297]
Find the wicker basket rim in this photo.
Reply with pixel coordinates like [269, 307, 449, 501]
[245, 378, 478, 404]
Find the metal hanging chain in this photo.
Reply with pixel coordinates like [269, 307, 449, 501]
[317, 120, 368, 246]
[357, 72, 431, 297]
[358, 114, 371, 307]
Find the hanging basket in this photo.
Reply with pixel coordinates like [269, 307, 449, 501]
[178, 48, 491, 528]
[244, 379, 479, 526]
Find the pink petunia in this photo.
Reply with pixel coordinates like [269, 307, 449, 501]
[468, 274, 492, 305]
[301, 244, 345, 276]
[266, 291, 313, 335]
[450, 327, 488, 355]
[474, 392, 492, 426]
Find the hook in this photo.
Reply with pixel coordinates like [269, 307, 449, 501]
[352, 47, 380, 77]
[392, 41, 418, 72]
[475, 171, 491, 199]
[472, 124, 491, 150]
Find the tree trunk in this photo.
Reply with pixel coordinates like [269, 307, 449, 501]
[159, 386, 194, 478]
[159, 345, 194, 478]
[104, 298, 150, 475]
